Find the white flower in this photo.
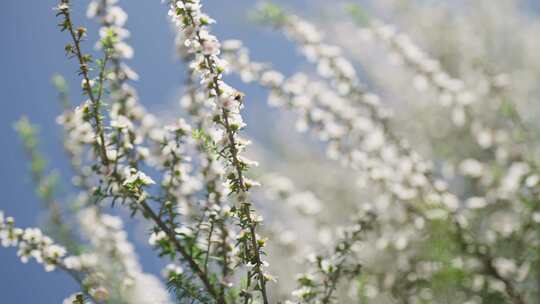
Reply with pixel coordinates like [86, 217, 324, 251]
[493, 258, 517, 278]
[108, 6, 128, 27]
[362, 129, 385, 151]
[201, 36, 220, 56]
[532, 212, 540, 223]
[222, 39, 242, 51]
[466, 197, 487, 209]
[260, 70, 284, 87]
[174, 226, 193, 237]
[162, 263, 183, 278]
[287, 192, 322, 215]
[123, 168, 155, 186]
[475, 129, 493, 149]
[115, 41, 134, 59]
[63, 256, 82, 271]
[86, 1, 99, 18]
[44, 244, 66, 259]
[413, 74, 428, 91]
[493, 73, 511, 87]
[110, 115, 133, 129]
[292, 286, 313, 299]
[79, 253, 98, 268]
[320, 259, 333, 273]
[57, 3, 69, 11]
[500, 162, 529, 195]
[218, 88, 241, 112]
[394, 235, 409, 250]
[452, 107, 466, 126]
[148, 231, 167, 246]
[122, 274, 170, 304]
[90, 287, 110, 302]
[22, 228, 43, 242]
[459, 159, 484, 178]
[525, 175, 539, 187]
[442, 193, 459, 211]
[364, 284, 379, 298]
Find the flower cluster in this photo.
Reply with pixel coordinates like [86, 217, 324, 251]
[353, 17, 524, 159]
[0, 212, 66, 272]
[290, 210, 376, 304]
[75, 207, 170, 304]
[167, 1, 270, 302]
[228, 4, 538, 303]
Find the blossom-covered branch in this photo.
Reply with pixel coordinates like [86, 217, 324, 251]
[167, 1, 271, 302]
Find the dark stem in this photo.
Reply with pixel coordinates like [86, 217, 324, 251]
[139, 201, 225, 304]
[61, 1, 110, 167]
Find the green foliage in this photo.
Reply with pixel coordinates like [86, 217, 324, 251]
[423, 219, 458, 263]
[167, 273, 214, 304]
[192, 128, 217, 153]
[52, 74, 68, 92]
[14, 117, 56, 200]
[14, 116, 79, 252]
[52, 74, 70, 108]
[356, 275, 369, 303]
[250, 2, 288, 26]
[345, 3, 371, 26]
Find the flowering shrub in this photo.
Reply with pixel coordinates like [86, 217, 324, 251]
[2, 0, 539, 303]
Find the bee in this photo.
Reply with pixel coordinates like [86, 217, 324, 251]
[233, 91, 245, 105]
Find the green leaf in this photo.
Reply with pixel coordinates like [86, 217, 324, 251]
[250, 2, 288, 25]
[346, 3, 371, 26]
